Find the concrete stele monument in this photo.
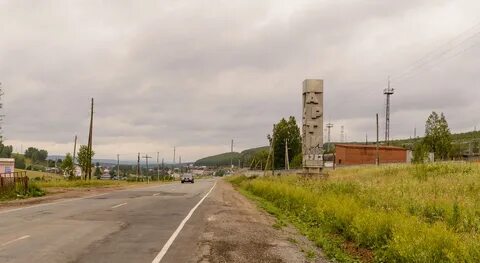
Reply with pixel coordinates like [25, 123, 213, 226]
[302, 79, 324, 175]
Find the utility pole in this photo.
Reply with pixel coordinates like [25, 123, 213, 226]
[173, 146, 176, 167]
[384, 77, 395, 145]
[117, 154, 120, 179]
[230, 139, 234, 168]
[143, 154, 152, 184]
[73, 135, 77, 166]
[137, 152, 140, 180]
[285, 138, 290, 170]
[272, 124, 275, 176]
[326, 123, 333, 152]
[0, 83, 4, 142]
[365, 133, 368, 145]
[157, 152, 160, 181]
[86, 98, 94, 180]
[376, 113, 380, 166]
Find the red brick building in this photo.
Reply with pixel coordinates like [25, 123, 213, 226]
[335, 144, 407, 166]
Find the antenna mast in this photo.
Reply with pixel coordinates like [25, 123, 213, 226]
[384, 78, 395, 144]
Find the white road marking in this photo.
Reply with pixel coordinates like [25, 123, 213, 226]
[0, 181, 181, 215]
[1, 235, 30, 247]
[152, 181, 217, 263]
[111, 203, 127, 209]
[0, 193, 109, 215]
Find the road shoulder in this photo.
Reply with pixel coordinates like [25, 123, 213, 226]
[194, 179, 328, 263]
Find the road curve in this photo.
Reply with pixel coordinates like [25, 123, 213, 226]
[0, 179, 216, 263]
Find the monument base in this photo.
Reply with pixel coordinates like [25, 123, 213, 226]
[302, 166, 323, 176]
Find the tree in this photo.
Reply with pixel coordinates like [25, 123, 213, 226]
[61, 153, 75, 178]
[412, 142, 429, 163]
[423, 112, 452, 160]
[0, 142, 12, 158]
[268, 116, 302, 169]
[24, 147, 48, 163]
[14, 154, 26, 169]
[38, 150, 48, 162]
[77, 145, 94, 180]
[95, 166, 102, 179]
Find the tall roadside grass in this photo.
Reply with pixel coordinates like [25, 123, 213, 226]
[0, 182, 45, 201]
[229, 162, 480, 262]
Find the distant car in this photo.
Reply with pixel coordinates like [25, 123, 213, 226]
[181, 173, 194, 184]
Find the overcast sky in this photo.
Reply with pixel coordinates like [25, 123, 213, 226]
[1, 0, 479, 161]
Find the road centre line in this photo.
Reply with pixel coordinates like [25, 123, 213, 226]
[152, 181, 217, 263]
[0, 181, 180, 215]
[1, 235, 31, 247]
[111, 203, 128, 209]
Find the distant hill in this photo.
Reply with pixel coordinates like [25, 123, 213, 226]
[388, 130, 480, 150]
[194, 152, 242, 166]
[194, 146, 270, 167]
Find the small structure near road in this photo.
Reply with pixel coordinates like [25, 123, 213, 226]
[0, 158, 15, 175]
[335, 144, 407, 166]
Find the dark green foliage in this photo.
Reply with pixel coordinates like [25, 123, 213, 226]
[77, 145, 94, 178]
[269, 116, 302, 169]
[412, 142, 429, 163]
[423, 112, 452, 160]
[13, 154, 26, 169]
[24, 147, 48, 163]
[94, 166, 102, 179]
[61, 153, 74, 177]
[290, 153, 302, 169]
[0, 142, 13, 158]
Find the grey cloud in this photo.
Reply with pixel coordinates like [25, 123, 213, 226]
[1, 0, 480, 160]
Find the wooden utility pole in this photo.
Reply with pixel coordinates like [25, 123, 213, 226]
[231, 140, 233, 168]
[272, 124, 275, 176]
[376, 113, 380, 166]
[117, 154, 120, 179]
[137, 152, 140, 180]
[86, 98, 94, 180]
[157, 152, 160, 181]
[73, 135, 77, 166]
[143, 154, 152, 184]
[285, 139, 289, 169]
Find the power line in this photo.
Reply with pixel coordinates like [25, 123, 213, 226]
[392, 21, 480, 82]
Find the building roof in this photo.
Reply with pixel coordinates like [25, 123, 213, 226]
[335, 144, 406, 150]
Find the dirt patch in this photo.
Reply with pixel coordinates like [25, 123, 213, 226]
[195, 180, 328, 263]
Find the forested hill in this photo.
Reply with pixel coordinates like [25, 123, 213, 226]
[390, 130, 480, 149]
[194, 146, 269, 167]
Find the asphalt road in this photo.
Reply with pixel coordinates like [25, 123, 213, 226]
[0, 179, 217, 263]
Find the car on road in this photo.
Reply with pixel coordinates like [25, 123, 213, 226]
[181, 173, 194, 184]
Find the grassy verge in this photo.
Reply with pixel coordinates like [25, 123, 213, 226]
[0, 182, 45, 201]
[228, 162, 480, 262]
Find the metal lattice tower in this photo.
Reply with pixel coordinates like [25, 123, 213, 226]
[326, 123, 333, 151]
[384, 78, 394, 144]
[340, 125, 345, 142]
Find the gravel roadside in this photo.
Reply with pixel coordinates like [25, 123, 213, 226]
[194, 180, 328, 263]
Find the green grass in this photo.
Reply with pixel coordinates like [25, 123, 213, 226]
[228, 162, 480, 262]
[16, 169, 64, 180]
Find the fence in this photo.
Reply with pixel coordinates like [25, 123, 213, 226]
[0, 171, 29, 195]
